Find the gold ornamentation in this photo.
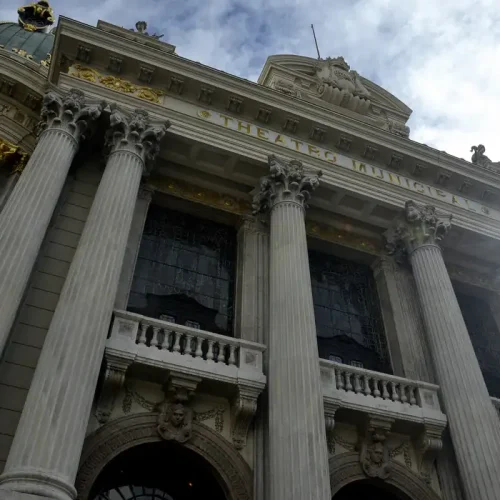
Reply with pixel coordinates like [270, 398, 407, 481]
[148, 175, 252, 215]
[11, 48, 34, 61]
[70, 65, 165, 103]
[40, 52, 51, 68]
[0, 137, 29, 174]
[198, 110, 211, 119]
[306, 221, 381, 255]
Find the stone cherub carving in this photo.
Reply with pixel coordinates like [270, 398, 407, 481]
[471, 144, 500, 170]
[360, 427, 391, 479]
[156, 400, 193, 443]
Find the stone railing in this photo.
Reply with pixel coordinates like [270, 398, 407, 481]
[107, 310, 266, 385]
[320, 359, 447, 428]
[100, 310, 266, 449]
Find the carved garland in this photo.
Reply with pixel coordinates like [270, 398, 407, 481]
[76, 412, 252, 500]
[70, 64, 164, 104]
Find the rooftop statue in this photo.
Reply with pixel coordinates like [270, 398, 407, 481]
[315, 56, 371, 114]
[17, 1, 54, 32]
[471, 145, 500, 170]
[131, 21, 164, 40]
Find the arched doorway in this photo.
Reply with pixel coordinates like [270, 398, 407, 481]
[334, 479, 411, 500]
[89, 442, 226, 500]
[76, 413, 252, 500]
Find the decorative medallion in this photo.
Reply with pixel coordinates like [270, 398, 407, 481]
[157, 400, 193, 443]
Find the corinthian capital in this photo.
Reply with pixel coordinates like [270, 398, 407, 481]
[252, 155, 322, 214]
[38, 89, 105, 143]
[105, 108, 170, 173]
[384, 200, 452, 259]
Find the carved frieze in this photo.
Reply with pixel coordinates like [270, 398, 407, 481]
[69, 65, 165, 104]
[273, 79, 301, 98]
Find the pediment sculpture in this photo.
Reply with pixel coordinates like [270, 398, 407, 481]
[156, 400, 193, 443]
[471, 145, 500, 172]
[315, 57, 371, 114]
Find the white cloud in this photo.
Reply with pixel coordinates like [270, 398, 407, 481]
[2, 0, 500, 162]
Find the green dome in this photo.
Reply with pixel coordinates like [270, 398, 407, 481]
[0, 22, 54, 63]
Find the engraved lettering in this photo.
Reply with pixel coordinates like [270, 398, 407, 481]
[324, 151, 336, 163]
[308, 144, 321, 157]
[274, 134, 285, 145]
[371, 166, 384, 179]
[290, 139, 303, 151]
[220, 114, 233, 127]
[435, 189, 447, 198]
[238, 121, 251, 134]
[413, 182, 425, 193]
[388, 173, 401, 185]
[257, 127, 269, 140]
[351, 160, 367, 173]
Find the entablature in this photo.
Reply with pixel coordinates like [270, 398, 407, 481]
[50, 17, 500, 214]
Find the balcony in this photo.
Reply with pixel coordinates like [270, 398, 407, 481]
[320, 359, 447, 454]
[99, 310, 266, 449]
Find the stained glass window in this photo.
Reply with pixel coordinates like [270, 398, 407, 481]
[127, 205, 236, 336]
[456, 291, 500, 397]
[309, 249, 390, 372]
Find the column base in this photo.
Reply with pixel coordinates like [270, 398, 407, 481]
[0, 470, 76, 500]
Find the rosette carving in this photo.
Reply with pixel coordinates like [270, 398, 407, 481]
[252, 155, 322, 213]
[104, 108, 170, 173]
[38, 88, 105, 142]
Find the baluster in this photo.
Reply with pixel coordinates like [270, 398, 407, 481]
[206, 340, 215, 361]
[391, 382, 400, 402]
[228, 344, 236, 365]
[335, 368, 344, 390]
[137, 323, 148, 345]
[194, 336, 203, 358]
[213, 342, 220, 362]
[345, 371, 353, 392]
[400, 384, 408, 404]
[353, 374, 362, 393]
[372, 378, 381, 397]
[363, 376, 371, 396]
[184, 334, 193, 356]
[409, 387, 417, 406]
[172, 331, 181, 353]
[382, 380, 390, 399]
[151, 326, 160, 348]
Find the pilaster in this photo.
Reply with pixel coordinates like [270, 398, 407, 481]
[0, 108, 169, 500]
[0, 89, 104, 359]
[385, 200, 500, 500]
[253, 155, 330, 500]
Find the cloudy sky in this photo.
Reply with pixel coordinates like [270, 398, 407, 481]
[2, 0, 500, 162]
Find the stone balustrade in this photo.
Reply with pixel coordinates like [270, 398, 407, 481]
[320, 359, 447, 428]
[107, 310, 266, 386]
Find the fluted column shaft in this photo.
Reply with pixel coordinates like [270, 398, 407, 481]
[0, 109, 169, 500]
[386, 200, 500, 500]
[410, 243, 500, 500]
[254, 155, 330, 500]
[0, 89, 103, 358]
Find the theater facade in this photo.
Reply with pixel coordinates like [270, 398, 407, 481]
[1, 3, 500, 500]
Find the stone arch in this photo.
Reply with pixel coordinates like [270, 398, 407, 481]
[76, 412, 252, 500]
[329, 452, 441, 500]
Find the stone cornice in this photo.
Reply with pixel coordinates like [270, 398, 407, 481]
[0, 51, 47, 94]
[57, 73, 500, 243]
[52, 17, 500, 195]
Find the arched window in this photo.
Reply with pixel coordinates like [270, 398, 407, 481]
[309, 249, 390, 372]
[90, 442, 227, 500]
[127, 206, 237, 336]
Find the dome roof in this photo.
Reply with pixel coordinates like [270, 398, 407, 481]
[0, 22, 54, 63]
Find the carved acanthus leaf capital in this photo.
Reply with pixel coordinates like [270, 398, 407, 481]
[38, 88, 105, 143]
[104, 108, 170, 173]
[252, 155, 322, 214]
[384, 200, 452, 260]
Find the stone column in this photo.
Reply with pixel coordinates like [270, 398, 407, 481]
[385, 200, 500, 500]
[253, 155, 330, 500]
[234, 216, 269, 500]
[0, 109, 169, 500]
[0, 89, 104, 358]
